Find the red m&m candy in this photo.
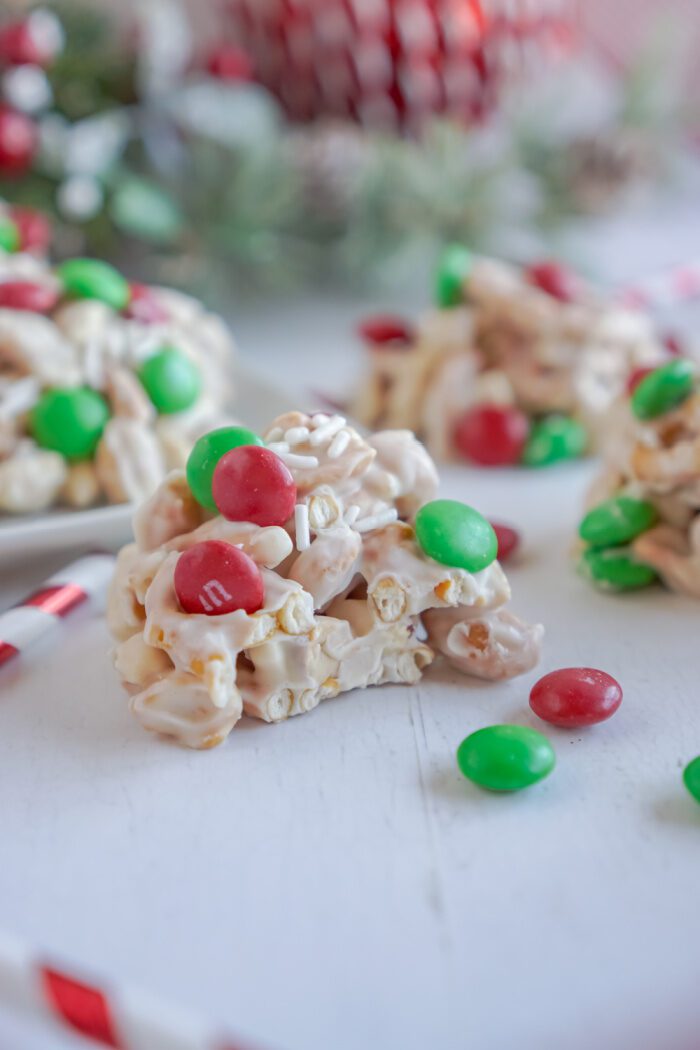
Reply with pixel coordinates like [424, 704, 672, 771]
[454, 404, 529, 466]
[124, 283, 170, 324]
[174, 540, 264, 616]
[0, 107, 36, 176]
[357, 315, 414, 348]
[529, 667, 622, 728]
[490, 522, 520, 562]
[626, 365, 654, 396]
[10, 206, 51, 253]
[212, 444, 297, 527]
[525, 261, 579, 303]
[0, 280, 58, 313]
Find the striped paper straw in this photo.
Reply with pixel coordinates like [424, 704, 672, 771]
[0, 929, 257, 1050]
[0, 552, 114, 668]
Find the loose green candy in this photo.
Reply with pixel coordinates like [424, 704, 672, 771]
[580, 547, 657, 591]
[457, 725, 555, 792]
[682, 756, 700, 805]
[0, 218, 19, 253]
[415, 499, 497, 573]
[435, 244, 472, 308]
[56, 258, 130, 311]
[579, 496, 658, 548]
[29, 387, 110, 461]
[521, 415, 587, 467]
[138, 348, 202, 414]
[186, 425, 264, 510]
[631, 359, 695, 420]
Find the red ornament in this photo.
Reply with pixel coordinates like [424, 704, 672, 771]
[174, 539, 264, 616]
[212, 445, 297, 526]
[454, 403, 529, 466]
[9, 206, 51, 253]
[525, 260, 579, 303]
[0, 280, 59, 313]
[490, 522, 520, 562]
[0, 107, 36, 176]
[358, 314, 414, 348]
[124, 283, 170, 325]
[530, 667, 623, 728]
[626, 365, 654, 396]
[205, 43, 253, 81]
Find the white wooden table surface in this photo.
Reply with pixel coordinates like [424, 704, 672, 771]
[0, 198, 699, 1050]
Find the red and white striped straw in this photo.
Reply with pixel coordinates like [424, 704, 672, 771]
[0, 929, 258, 1050]
[0, 552, 115, 668]
[617, 259, 700, 311]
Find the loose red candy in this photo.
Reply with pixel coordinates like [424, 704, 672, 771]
[490, 522, 520, 562]
[0, 280, 58, 313]
[626, 366, 654, 395]
[530, 667, 622, 728]
[212, 444, 297, 527]
[454, 404, 530, 466]
[10, 206, 51, 253]
[525, 260, 579, 303]
[124, 282, 170, 324]
[358, 315, 414, 348]
[174, 540, 264, 616]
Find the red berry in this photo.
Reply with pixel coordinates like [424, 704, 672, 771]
[0, 107, 36, 176]
[529, 667, 622, 728]
[358, 315, 415, 349]
[212, 445, 297, 526]
[626, 365, 654, 395]
[525, 261, 579, 303]
[205, 44, 253, 81]
[454, 404, 530, 466]
[124, 283, 170, 324]
[9, 206, 51, 253]
[174, 540, 264, 616]
[490, 522, 520, 562]
[0, 280, 58, 313]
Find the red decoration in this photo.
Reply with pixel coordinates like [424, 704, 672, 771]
[0, 280, 59, 313]
[205, 43, 253, 81]
[124, 282, 170, 325]
[358, 314, 414, 348]
[490, 522, 520, 562]
[529, 667, 623, 728]
[40, 967, 122, 1047]
[626, 365, 654, 396]
[9, 205, 51, 253]
[454, 403, 529, 466]
[662, 333, 683, 357]
[525, 260, 579, 303]
[213, 444, 297, 526]
[0, 106, 37, 176]
[0, 19, 53, 67]
[174, 539, 264, 616]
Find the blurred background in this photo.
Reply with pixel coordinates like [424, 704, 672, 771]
[0, 0, 697, 310]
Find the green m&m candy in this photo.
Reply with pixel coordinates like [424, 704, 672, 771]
[682, 756, 700, 805]
[0, 217, 19, 253]
[580, 546, 657, 591]
[415, 499, 497, 573]
[186, 425, 264, 510]
[631, 359, 695, 420]
[521, 414, 587, 467]
[457, 725, 555, 792]
[139, 348, 202, 414]
[579, 495, 658, 549]
[435, 244, 472, 308]
[56, 258, 130, 311]
[29, 387, 110, 461]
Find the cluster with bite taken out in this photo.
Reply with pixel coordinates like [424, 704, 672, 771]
[351, 248, 668, 467]
[0, 251, 234, 514]
[579, 359, 700, 597]
[108, 413, 543, 749]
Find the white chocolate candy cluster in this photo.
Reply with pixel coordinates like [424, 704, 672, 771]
[109, 412, 543, 749]
[351, 255, 665, 461]
[0, 263, 234, 514]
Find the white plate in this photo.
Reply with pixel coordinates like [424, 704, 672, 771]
[0, 362, 296, 566]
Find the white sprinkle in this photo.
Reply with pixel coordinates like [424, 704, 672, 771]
[344, 504, 361, 525]
[0, 377, 39, 420]
[265, 426, 284, 442]
[277, 451, 319, 469]
[284, 425, 310, 446]
[266, 441, 291, 454]
[355, 508, 398, 533]
[327, 428, 350, 459]
[295, 504, 310, 551]
[309, 414, 346, 446]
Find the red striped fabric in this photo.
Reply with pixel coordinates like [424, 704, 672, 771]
[40, 966, 123, 1047]
[24, 583, 88, 618]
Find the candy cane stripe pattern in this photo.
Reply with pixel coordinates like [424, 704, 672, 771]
[0, 553, 114, 668]
[0, 930, 257, 1050]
